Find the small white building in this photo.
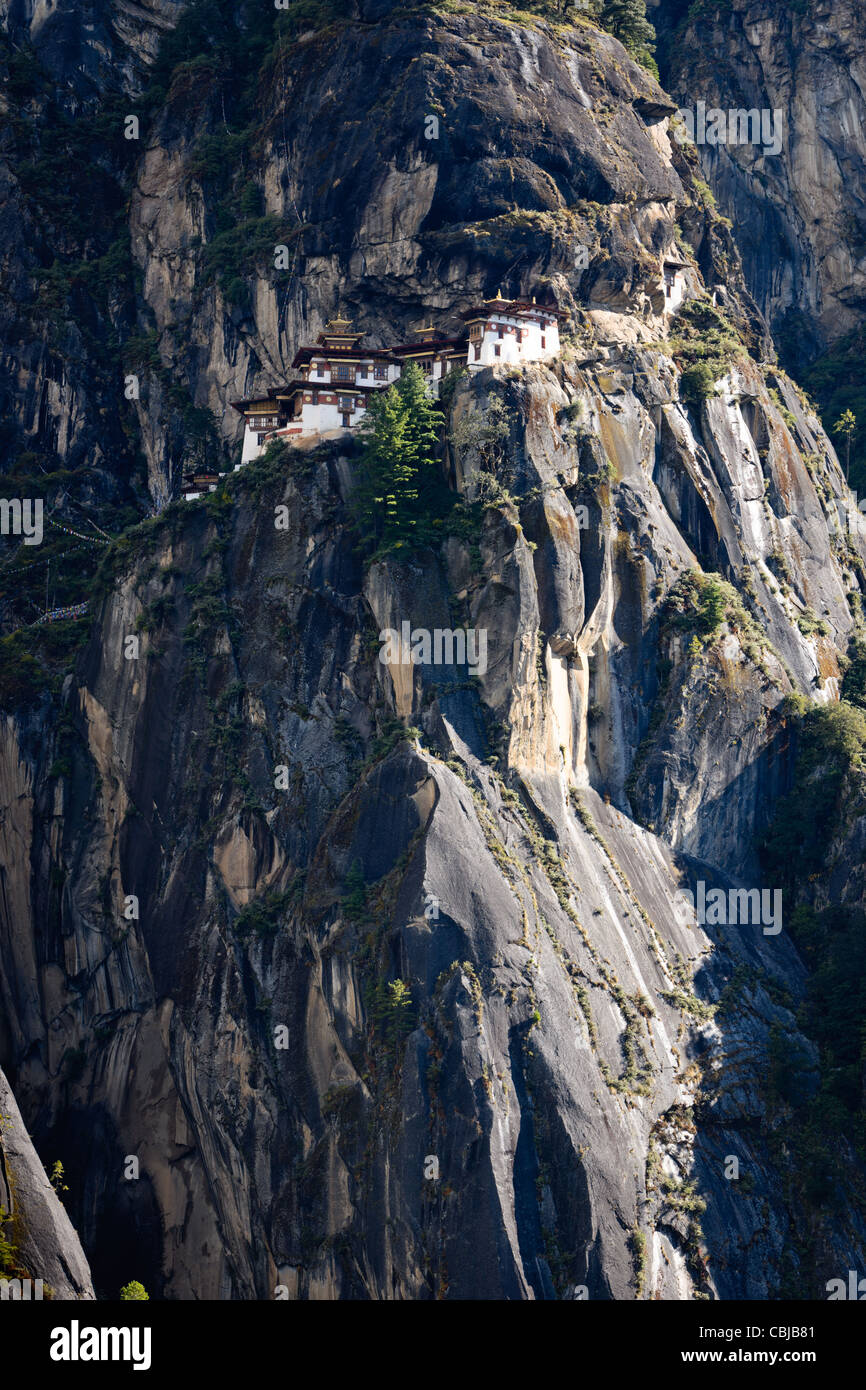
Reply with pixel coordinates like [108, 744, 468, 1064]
[661, 259, 688, 314]
[180, 470, 219, 500]
[462, 292, 562, 368]
[238, 399, 283, 465]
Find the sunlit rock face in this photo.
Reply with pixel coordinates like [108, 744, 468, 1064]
[0, 1067, 95, 1298]
[0, 1, 865, 1300]
[653, 0, 866, 365]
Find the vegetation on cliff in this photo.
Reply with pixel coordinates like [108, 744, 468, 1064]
[2, 0, 866, 1306]
[670, 298, 748, 402]
[351, 363, 445, 555]
[759, 692, 866, 1217]
[801, 330, 866, 492]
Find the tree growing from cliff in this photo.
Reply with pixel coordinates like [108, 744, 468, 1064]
[521, 0, 657, 72]
[368, 978, 415, 1051]
[599, 0, 654, 45]
[833, 408, 857, 482]
[801, 330, 866, 491]
[448, 395, 514, 507]
[0, 1207, 24, 1277]
[351, 362, 442, 553]
[47, 1160, 69, 1198]
[598, 0, 657, 73]
[397, 359, 441, 492]
[575, 0, 656, 69]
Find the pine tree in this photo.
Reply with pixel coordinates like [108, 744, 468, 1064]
[352, 361, 442, 552]
[598, 0, 656, 66]
[353, 386, 410, 545]
[833, 408, 857, 483]
[396, 361, 441, 515]
[120, 1280, 150, 1300]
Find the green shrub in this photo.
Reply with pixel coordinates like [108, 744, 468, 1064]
[234, 891, 291, 938]
[671, 298, 746, 403]
[47, 1160, 69, 1197]
[188, 130, 252, 186]
[200, 215, 298, 300]
[679, 362, 718, 403]
[779, 690, 809, 718]
[342, 860, 370, 925]
[630, 1228, 647, 1296]
[368, 977, 415, 1049]
[761, 701, 866, 881]
[0, 635, 47, 708]
[842, 634, 866, 710]
[796, 608, 830, 638]
[691, 177, 716, 209]
[119, 1280, 149, 1301]
[661, 570, 759, 645]
[0, 1207, 24, 1277]
[238, 182, 263, 219]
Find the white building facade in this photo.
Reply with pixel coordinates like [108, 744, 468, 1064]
[662, 260, 687, 314]
[463, 293, 562, 368]
[221, 298, 563, 480]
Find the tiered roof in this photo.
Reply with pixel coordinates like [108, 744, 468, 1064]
[230, 297, 561, 416]
[391, 322, 465, 355]
[461, 290, 564, 321]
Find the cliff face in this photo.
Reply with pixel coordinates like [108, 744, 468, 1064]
[128, 4, 700, 497]
[0, 1066, 94, 1298]
[653, 0, 866, 365]
[0, 0, 180, 92]
[1, 1, 866, 1300]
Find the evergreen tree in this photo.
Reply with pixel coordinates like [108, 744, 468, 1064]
[396, 361, 442, 515]
[598, 0, 656, 67]
[833, 408, 857, 483]
[352, 386, 409, 545]
[352, 361, 441, 551]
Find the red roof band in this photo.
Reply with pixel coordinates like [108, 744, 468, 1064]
[230, 298, 561, 414]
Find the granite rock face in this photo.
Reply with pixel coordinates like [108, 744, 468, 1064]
[1, 2, 865, 1300]
[0, 1066, 95, 1298]
[126, 7, 703, 498]
[654, 0, 866, 363]
[0, 0, 182, 94]
[3, 345, 865, 1297]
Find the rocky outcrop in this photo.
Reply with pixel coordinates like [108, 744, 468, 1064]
[1, 0, 865, 1301]
[653, 0, 866, 364]
[126, 4, 750, 499]
[0, 1066, 94, 1298]
[0, 0, 181, 96]
[3, 330, 866, 1296]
